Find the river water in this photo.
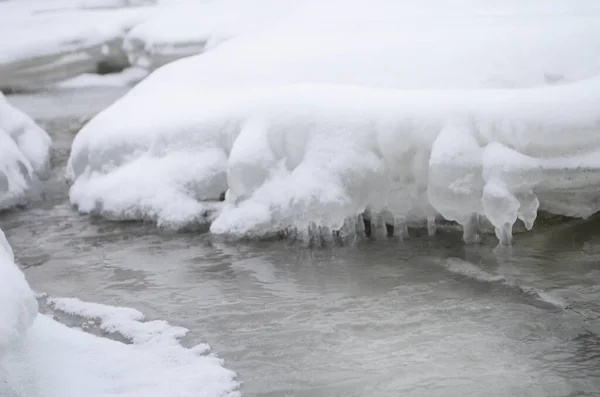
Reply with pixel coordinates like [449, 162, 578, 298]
[2, 88, 600, 397]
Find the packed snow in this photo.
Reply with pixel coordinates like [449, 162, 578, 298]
[0, 93, 52, 210]
[0, 228, 239, 397]
[66, 0, 600, 245]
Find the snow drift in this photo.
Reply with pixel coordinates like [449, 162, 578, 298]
[0, 93, 52, 210]
[0, 229, 239, 397]
[67, 0, 600, 245]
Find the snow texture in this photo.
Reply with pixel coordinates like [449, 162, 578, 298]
[0, 93, 52, 210]
[67, 0, 600, 245]
[0, 228, 38, 360]
[0, 232, 238, 397]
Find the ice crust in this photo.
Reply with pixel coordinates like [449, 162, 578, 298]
[0, 93, 52, 210]
[0, 230, 239, 397]
[67, 0, 600, 245]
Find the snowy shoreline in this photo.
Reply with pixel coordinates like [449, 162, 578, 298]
[0, 228, 240, 397]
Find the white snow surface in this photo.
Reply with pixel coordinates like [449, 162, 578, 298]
[0, 228, 38, 360]
[0, 231, 239, 397]
[0, 93, 52, 210]
[67, 0, 600, 244]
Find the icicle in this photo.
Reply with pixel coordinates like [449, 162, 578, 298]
[372, 213, 387, 239]
[495, 224, 512, 246]
[427, 216, 437, 237]
[393, 216, 407, 241]
[462, 213, 480, 244]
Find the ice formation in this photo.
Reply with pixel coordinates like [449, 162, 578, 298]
[0, 229, 239, 397]
[67, 0, 600, 245]
[0, 93, 52, 210]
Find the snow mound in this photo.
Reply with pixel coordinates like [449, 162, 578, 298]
[0, 93, 52, 210]
[1, 297, 240, 397]
[67, 0, 600, 245]
[0, 228, 38, 360]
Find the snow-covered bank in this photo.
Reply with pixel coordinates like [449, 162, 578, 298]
[0, 229, 37, 360]
[0, 228, 239, 397]
[66, 0, 600, 245]
[0, 93, 52, 210]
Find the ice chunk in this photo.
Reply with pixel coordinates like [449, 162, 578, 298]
[0, 94, 52, 210]
[66, 0, 600, 244]
[0, 93, 52, 176]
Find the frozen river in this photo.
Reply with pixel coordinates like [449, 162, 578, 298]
[2, 88, 600, 396]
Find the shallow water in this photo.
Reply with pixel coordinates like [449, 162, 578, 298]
[2, 88, 600, 397]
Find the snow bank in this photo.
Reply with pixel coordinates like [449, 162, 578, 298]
[0, 227, 238, 396]
[0, 228, 38, 360]
[0, 93, 52, 210]
[1, 296, 240, 397]
[67, 0, 600, 244]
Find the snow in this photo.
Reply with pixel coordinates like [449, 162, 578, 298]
[0, 93, 52, 210]
[0, 228, 239, 397]
[66, 0, 600, 245]
[0, 228, 38, 360]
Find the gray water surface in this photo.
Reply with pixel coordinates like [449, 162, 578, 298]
[2, 88, 600, 397]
